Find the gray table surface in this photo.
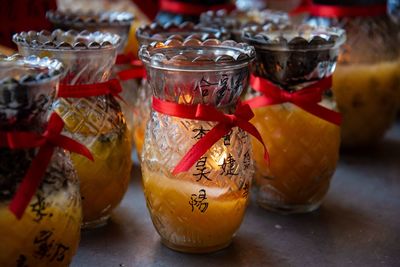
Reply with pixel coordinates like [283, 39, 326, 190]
[72, 123, 400, 267]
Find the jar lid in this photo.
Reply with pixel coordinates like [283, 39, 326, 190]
[139, 37, 255, 71]
[136, 22, 230, 45]
[0, 54, 64, 85]
[46, 10, 134, 28]
[13, 29, 121, 51]
[242, 23, 346, 51]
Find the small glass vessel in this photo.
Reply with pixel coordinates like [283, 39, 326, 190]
[133, 22, 229, 160]
[242, 24, 345, 214]
[306, 0, 400, 148]
[14, 30, 132, 228]
[46, 10, 138, 134]
[200, 9, 290, 41]
[0, 54, 81, 267]
[139, 37, 255, 253]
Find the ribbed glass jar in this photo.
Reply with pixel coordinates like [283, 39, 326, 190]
[243, 24, 345, 214]
[0, 55, 81, 267]
[46, 10, 138, 137]
[14, 30, 132, 229]
[306, 0, 400, 148]
[139, 38, 255, 253]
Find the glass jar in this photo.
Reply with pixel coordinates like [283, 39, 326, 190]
[133, 22, 229, 160]
[46, 10, 138, 136]
[305, 0, 400, 148]
[242, 24, 345, 214]
[0, 55, 81, 266]
[14, 30, 132, 228]
[139, 38, 255, 253]
[200, 9, 290, 41]
[156, 0, 234, 25]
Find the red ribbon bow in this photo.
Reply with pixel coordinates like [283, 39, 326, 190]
[58, 79, 126, 103]
[159, 0, 236, 16]
[0, 113, 93, 219]
[152, 96, 268, 175]
[291, 0, 387, 17]
[246, 75, 342, 126]
[116, 54, 147, 81]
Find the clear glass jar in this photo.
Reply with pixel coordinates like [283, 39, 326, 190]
[0, 55, 81, 267]
[139, 38, 255, 253]
[133, 22, 229, 160]
[14, 30, 132, 229]
[242, 24, 345, 214]
[46, 10, 138, 136]
[200, 9, 290, 41]
[305, 0, 400, 148]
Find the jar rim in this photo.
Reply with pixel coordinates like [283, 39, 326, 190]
[139, 38, 255, 72]
[136, 22, 230, 45]
[13, 29, 121, 52]
[0, 54, 64, 86]
[242, 23, 346, 52]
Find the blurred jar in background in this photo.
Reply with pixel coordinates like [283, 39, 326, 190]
[156, 0, 235, 25]
[200, 8, 290, 41]
[305, 0, 400, 148]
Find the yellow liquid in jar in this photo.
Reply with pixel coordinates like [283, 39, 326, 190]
[251, 104, 340, 208]
[142, 165, 247, 252]
[0, 192, 81, 267]
[333, 61, 400, 147]
[72, 127, 132, 225]
[56, 102, 132, 226]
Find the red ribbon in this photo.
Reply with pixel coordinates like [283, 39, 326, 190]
[245, 75, 342, 126]
[291, 0, 387, 17]
[0, 113, 93, 219]
[116, 54, 147, 81]
[152, 96, 268, 175]
[159, 0, 236, 16]
[58, 79, 126, 103]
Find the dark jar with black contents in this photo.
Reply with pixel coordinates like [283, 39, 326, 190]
[305, 0, 400, 148]
[156, 0, 235, 25]
[0, 55, 81, 267]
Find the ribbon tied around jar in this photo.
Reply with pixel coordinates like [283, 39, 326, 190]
[246, 75, 342, 126]
[152, 97, 269, 174]
[0, 113, 93, 219]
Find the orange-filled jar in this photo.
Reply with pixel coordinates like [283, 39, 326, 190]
[139, 37, 256, 253]
[243, 24, 345, 214]
[14, 30, 132, 228]
[304, 0, 400, 148]
[0, 55, 82, 267]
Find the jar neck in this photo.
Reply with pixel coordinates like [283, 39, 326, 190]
[147, 67, 249, 108]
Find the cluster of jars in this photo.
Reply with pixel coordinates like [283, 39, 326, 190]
[1, 0, 399, 264]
